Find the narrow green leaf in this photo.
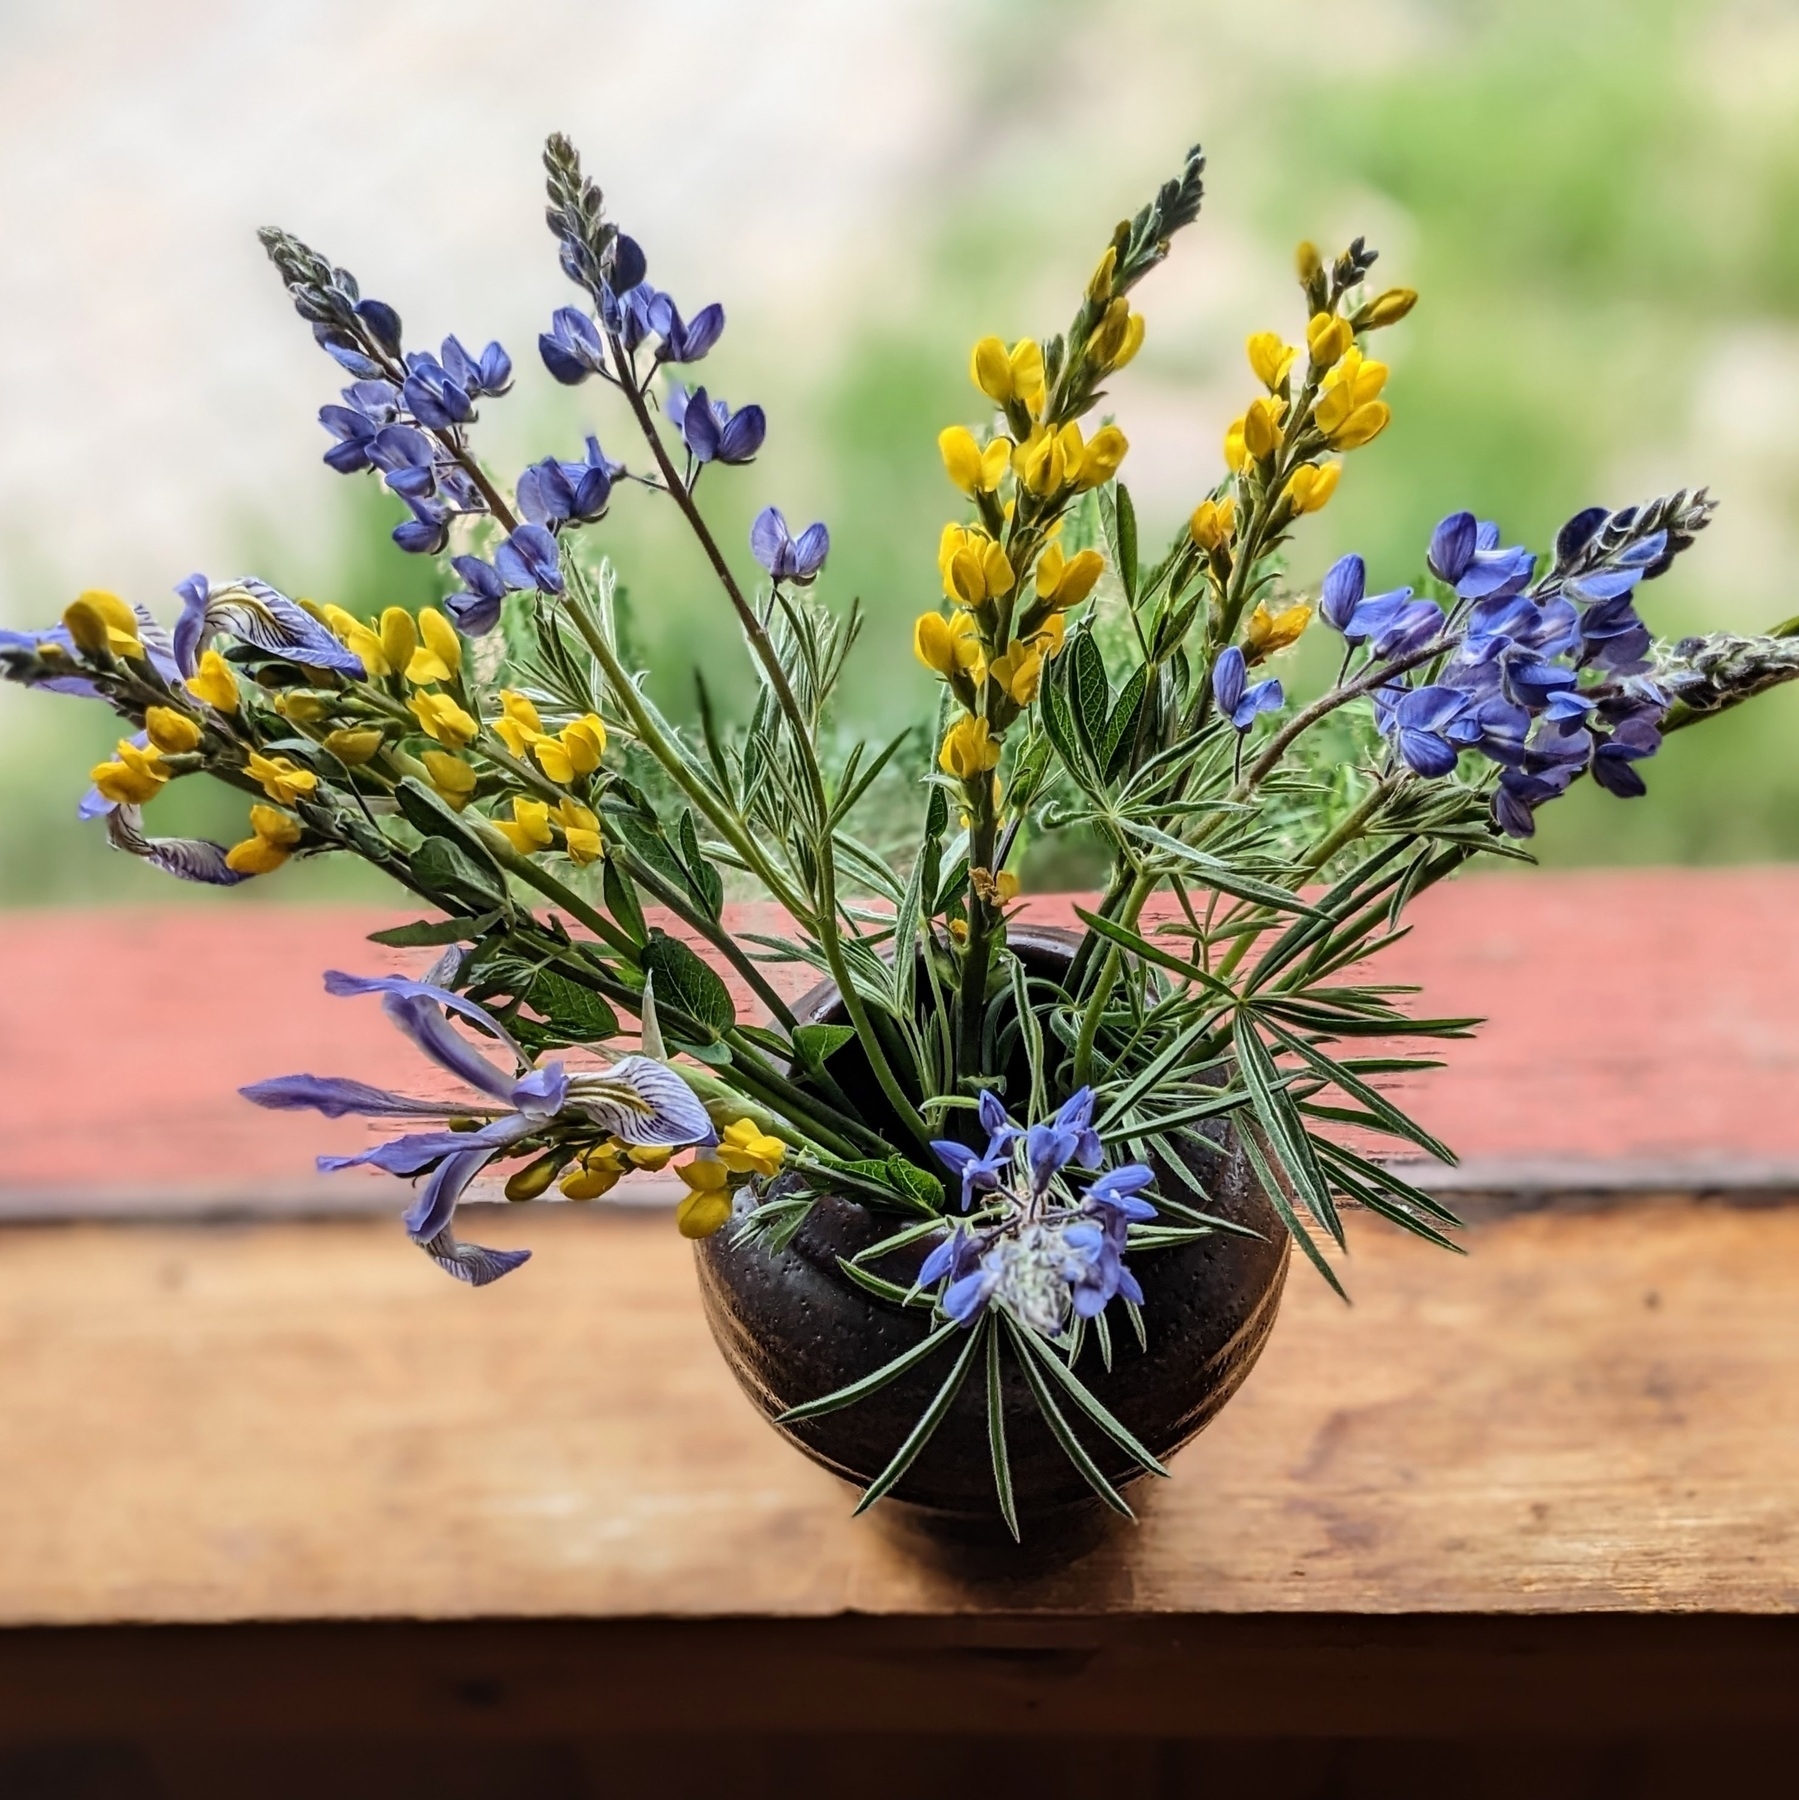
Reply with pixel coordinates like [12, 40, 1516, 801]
[776, 1316, 963, 1423]
[1236, 1117, 1348, 1302]
[1114, 482, 1139, 607]
[1259, 1014, 1456, 1165]
[1003, 1315, 1133, 1518]
[1074, 906, 1240, 1001]
[367, 910, 503, 949]
[1233, 1014, 1343, 1247]
[852, 1321, 985, 1514]
[1112, 817, 1320, 915]
[1011, 1315, 1167, 1477]
[985, 1321, 1019, 1542]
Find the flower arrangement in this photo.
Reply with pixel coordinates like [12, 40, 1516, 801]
[5, 135, 1793, 1534]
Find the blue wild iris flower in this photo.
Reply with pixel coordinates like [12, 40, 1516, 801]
[922, 1089, 1155, 1337]
[243, 959, 714, 1285]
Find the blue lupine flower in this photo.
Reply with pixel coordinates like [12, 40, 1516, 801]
[1212, 645, 1282, 731]
[441, 334, 512, 398]
[1427, 511, 1479, 585]
[666, 382, 766, 465]
[1319, 553, 1365, 631]
[243, 965, 712, 1285]
[445, 555, 509, 635]
[750, 507, 830, 584]
[652, 296, 726, 364]
[1433, 515, 1536, 601]
[1376, 683, 1467, 777]
[355, 296, 403, 357]
[539, 307, 608, 385]
[493, 524, 564, 595]
[392, 495, 451, 556]
[517, 437, 620, 531]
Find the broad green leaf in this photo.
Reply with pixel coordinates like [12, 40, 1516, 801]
[524, 968, 620, 1047]
[793, 1023, 856, 1071]
[639, 930, 736, 1040]
[367, 910, 504, 949]
[410, 836, 506, 910]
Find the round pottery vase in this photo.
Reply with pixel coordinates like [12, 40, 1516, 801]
[693, 925, 1292, 1530]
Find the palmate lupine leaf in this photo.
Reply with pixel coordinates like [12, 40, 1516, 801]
[1232, 1013, 1344, 1248]
[1314, 1138, 1463, 1228]
[1234, 1114, 1346, 1302]
[1013, 1318, 1169, 1479]
[1073, 907, 1239, 1001]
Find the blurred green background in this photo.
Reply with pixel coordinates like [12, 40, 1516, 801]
[4, 0, 1797, 904]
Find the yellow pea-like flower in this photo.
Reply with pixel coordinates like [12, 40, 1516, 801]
[555, 797, 604, 864]
[996, 871, 1021, 903]
[408, 689, 479, 747]
[1283, 462, 1342, 515]
[1086, 298, 1145, 373]
[90, 740, 168, 806]
[420, 749, 477, 809]
[1086, 245, 1117, 305]
[939, 713, 1001, 780]
[143, 705, 201, 754]
[716, 1118, 787, 1178]
[944, 538, 1015, 608]
[185, 649, 240, 713]
[914, 609, 985, 678]
[493, 689, 546, 758]
[504, 1157, 564, 1201]
[1027, 612, 1068, 658]
[938, 426, 1012, 496]
[63, 590, 144, 660]
[1330, 401, 1391, 450]
[324, 725, 385, 765]
[379, 607, 418, 676]
[1242, 395, 1285, 462]
[1074, 424, 1128, 491]
[1224, 416, 1248, 473]
[1035, 544, 1105, 611]
[1306, 311, 1353, 371]
[1314, 349, 1389, 444]
[323, 606, 389, 679]
[224, 803, 305, 876]
[1358, 286, 1418, 329]
[675, 1155, 732, 1238]
[404, 607, 462, 685]
[970, 336, 1045, 416]
[1244, 600, 1313, 660]
[245, 750, 318, 806]
[989, 642, 1043, 705]
[563, 1142, 627, 1200]
[274, 691, 330, 724]
[1296, 240, 1324, 285]
[495, 796, 554, 853]
[1246, 331, 1296, 391]
[534, 713, 607, 784]
[1189, 496, 1236, 551]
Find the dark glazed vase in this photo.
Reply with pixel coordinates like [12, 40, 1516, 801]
[693, 925, 1292, 1529]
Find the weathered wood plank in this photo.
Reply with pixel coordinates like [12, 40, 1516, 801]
[0, 1201, 1794, 1626]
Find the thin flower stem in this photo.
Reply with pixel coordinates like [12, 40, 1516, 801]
[600, 332, 934, 1155]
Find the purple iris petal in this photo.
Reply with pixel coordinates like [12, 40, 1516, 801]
[421, 1223, 531, 1287]
[241, 1074, 450, 1119]
[199, 578, 364, 675]
[322, 970, 525, 1067]
[510, 1061, 569, 1117]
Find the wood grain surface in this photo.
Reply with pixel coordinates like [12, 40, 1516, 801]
[2, 1198, 1794, 1628]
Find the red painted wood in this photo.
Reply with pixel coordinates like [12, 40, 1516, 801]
[2, 870, 1796, 1192]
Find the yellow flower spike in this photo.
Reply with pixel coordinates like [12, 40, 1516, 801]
[495, 797, 554, 854]
[1189, 496, 1237, 551]
[996, 871, 1021, 904]
[185, 649, 240, 713]
[1244, 600, 1314, 660]
[244, 750, 318, 806]
[324, 725, 385, 766]
[1086, 244, 1117, 305]
[1242, 396, 1285, 462]
[555, 798, 604, 864]
[420, 749, 477, 810]
[1331, 401, 1391, 450]
[674, 1155, 732, 1238]
[716, 1118, 787, 1179]
[408, 689, 479, 747]
[1246, 331, 1297, 391]
[1306, 312, 1354, 371]
[939, 713, 1001, 780]
[627, 1143, 675, 1172]
[143, 705, 201, 754]
[90, 741, 168, 806]
[989, 642, 1043, 705]
[405, 607, 462, 685]
[1357, 287, 1418, 329]
[1074, 424, 1128, 491]
[378, 606, 418, 676]
[1283, 462, 1341, 515]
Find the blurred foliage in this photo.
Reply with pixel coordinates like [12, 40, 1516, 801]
[5, 0, 1799, 904]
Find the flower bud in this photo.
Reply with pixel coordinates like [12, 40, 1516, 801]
[1282, 462, 1341, 516]
[324, 725, 385, 766]
[1355, 287, 1418, 330]
[1189, 496, 1236, 551]
[144, 705, 202, 754]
